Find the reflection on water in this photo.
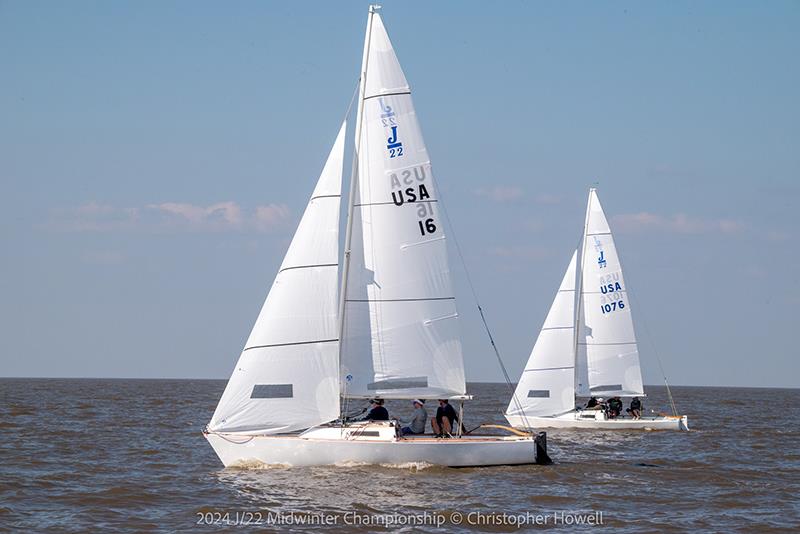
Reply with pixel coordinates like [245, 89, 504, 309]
[0, 379, 798, 532]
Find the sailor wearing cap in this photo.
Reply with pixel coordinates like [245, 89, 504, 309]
[398, 399, 427, 436]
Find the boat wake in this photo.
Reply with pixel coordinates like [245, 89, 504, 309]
[378, 461, 436, 471]
[228, 459, 293, 470]
[331, 459, 436, 471]
[332, 460, 372, 468]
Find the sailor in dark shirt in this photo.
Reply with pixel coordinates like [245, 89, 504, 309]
[431, 399, 458, 437]
[607, 396, 623, 418]
[364, 398, 389, 421]
[626, 397, 642, 419]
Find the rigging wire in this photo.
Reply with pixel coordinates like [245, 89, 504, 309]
[338, 76, 363, 426]
[437, 189, 535, 434]
[341, 77, 361, 129]
[625, 274, 679, 416]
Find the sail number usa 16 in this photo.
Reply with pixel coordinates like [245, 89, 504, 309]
[388, 164, 437, 237]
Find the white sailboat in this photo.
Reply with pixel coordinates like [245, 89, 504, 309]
[204, 6, 547, 467]
[505, 189, 689, 431]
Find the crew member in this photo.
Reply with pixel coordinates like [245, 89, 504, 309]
[431, 399, 459, 437]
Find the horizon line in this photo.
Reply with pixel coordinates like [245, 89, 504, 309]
[0, 376, 796, 390]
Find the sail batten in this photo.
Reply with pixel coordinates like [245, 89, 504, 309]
[346, 297, 454, 302]
[244, 339, 339, 351]
[277, 263, 338, 274]
[364, 91, 411, 100]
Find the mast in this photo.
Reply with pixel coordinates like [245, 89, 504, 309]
[337, 5, 378, 407]
[572, 187, 593, 397]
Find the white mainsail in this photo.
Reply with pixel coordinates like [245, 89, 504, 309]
[208, 122, 346, 433]
[577, 189, 644, 397]
[507, 251, 578, 418]
[340, 12, 466, 399]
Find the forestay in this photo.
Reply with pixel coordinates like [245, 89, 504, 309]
[507, 251, 578, 417]
[208, 122, 346, 433]
[577, 189, 644, 397]
[340, 12, 466, 399]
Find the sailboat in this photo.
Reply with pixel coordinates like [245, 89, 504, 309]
[204, 6, 548, 467]
[505, 189, 689, 431]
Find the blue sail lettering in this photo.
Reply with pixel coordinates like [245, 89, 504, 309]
[379, 99, 395, 119]
[387, 126, 402, 149]
[600, 282, 623, 294]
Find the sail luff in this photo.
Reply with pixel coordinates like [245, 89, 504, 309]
[574, 189, 593, 397]
[337, 6, 377, 398]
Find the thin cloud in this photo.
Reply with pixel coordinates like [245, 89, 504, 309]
[612, 212, 745, 235]
[52, 203, 141, 232]
[766, 230, 789, 242]
[474, 185, 524, 202]
[147, 201, 245, 230]
[53, 201, 290, 233]
[254, 204, 291, 232]
[74, 202, 117, 217]
[472, 187, 562, 205]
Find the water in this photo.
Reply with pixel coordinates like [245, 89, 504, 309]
[1, 379, 798, 532]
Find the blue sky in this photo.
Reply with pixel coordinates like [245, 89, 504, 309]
[1, 1, 797, 387]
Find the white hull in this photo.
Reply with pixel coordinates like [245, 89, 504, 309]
[506, 411, 689, 431]
[205, 421, 542, 468]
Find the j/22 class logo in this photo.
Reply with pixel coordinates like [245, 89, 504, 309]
[593, 237, 607, 268]
[387, 126, 403, 158]
[598, 251, 607, 269]
[379, 99, 403, 158]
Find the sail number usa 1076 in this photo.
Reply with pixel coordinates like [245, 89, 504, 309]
[598, 275, 626, 315]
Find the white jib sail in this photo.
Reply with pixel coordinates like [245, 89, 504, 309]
[208, 122, 346, 433]
[507, 251, 577, 418]
[577, 189, 644, 397]
[340, 12, 466, 399]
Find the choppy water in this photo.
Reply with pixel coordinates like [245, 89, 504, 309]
[1, 379, 798, 532]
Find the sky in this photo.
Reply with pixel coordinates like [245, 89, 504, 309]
[1, 1, 798, 388]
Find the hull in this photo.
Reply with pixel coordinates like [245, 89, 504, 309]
[205, 421, 542, 468]
[506, 412, 689, 431]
